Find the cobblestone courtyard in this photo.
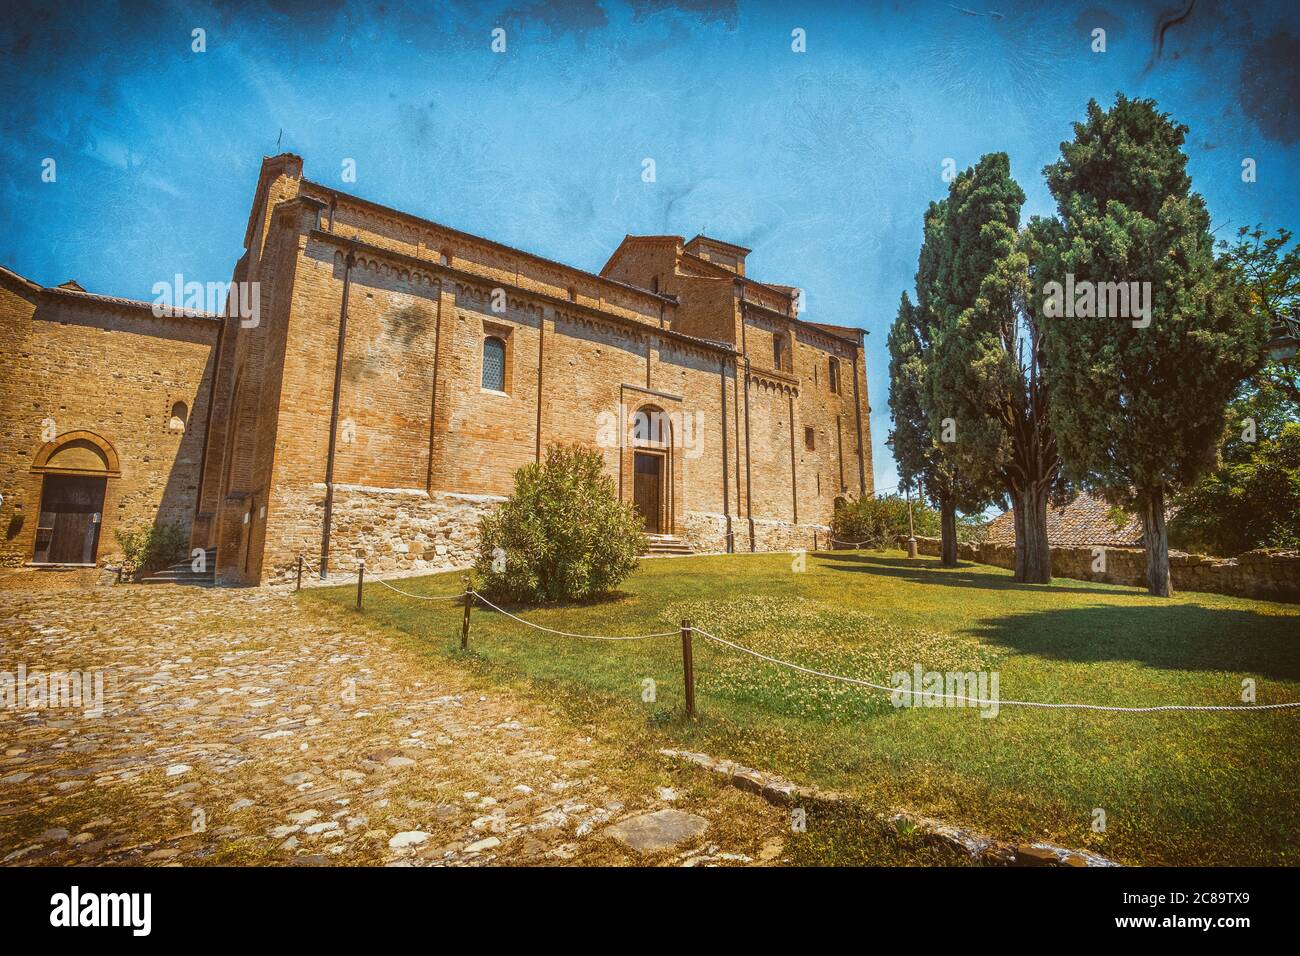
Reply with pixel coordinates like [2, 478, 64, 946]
[0, 581, 785, 866]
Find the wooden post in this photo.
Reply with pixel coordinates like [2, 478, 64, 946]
[813, 529, 818, 552]
[460, 576, 474, 650]
[355, 561, 365, 611]
[680, 619, 696, 720]
[296, 555, 304, 591]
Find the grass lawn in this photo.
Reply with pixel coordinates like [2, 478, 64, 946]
[306, 550, 1300, 865]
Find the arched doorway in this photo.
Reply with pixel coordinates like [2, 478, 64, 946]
[30, 431, 121, 565]
[630, 404, 671, 534]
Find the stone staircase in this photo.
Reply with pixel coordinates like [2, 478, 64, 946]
[140, 548, 217, 586]
[643, 534, 694, 557]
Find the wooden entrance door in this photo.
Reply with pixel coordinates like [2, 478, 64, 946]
[33, 475, 106, 564]
[633, 452, 662, 533]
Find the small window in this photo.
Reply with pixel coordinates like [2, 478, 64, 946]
[567, 286, 577, 302]
[482, 336, 506, 392]
[828, 357, 841, 394]
[804, 426, 815, 451]
[650, 275, 659, 294]
[773, 334, 785, 371]
[169, 401, 188, 432]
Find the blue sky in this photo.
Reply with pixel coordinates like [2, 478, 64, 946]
[2, 0, 1297, 494]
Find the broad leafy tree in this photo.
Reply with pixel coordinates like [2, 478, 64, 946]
[922, 155, 1060, 583]
[1033, 95, 1265, 595]
[1169, 225, 1300, 555]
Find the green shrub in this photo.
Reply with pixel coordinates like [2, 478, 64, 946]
[831, 494, 938, 547]
[115, 521, 186, 577]
[475, 443, 646, 603]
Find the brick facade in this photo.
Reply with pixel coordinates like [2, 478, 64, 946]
[2, 153, 873, 584]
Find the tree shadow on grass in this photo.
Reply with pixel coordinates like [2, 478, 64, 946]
[819, 552, 1113, 596]
[968, 603, 1300, 681]
[819, 552, 1300, 679]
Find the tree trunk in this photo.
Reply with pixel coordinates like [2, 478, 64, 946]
[1141, 486, 1173, 597]
[1012, 484, 1052, 583]
[939, 497, 958, 566]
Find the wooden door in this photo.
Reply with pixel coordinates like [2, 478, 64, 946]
[34, 475, 106, 564]
[633, 452, 661, 534]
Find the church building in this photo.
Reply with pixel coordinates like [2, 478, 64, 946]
[0, 154, 871, 584]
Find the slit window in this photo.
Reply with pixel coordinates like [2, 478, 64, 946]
[829, 357, 841, 394]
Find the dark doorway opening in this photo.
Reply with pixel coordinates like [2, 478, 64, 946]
[33, 474, 106, 565]
[633, 452, 662, 534]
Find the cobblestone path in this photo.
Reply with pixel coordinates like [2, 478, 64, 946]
[0, 583, 784, 866]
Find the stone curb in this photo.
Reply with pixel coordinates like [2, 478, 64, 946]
[659, 748, 1119, 868]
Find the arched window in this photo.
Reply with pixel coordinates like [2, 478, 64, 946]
[631, 404, 669, 446]
[169, 401, 188, 433]
[482, 336, 506, 392]
[828, 357, 841, 394]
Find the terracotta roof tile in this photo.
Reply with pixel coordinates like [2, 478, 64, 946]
[985, 492, 1147, 548]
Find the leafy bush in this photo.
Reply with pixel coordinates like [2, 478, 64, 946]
[115, 521, 186, 577]
[831, 494, 938, 547]
[475, 444, 646, 603]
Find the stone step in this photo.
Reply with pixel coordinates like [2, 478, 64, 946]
[644, 535, 694, 557]
[158, 550, 217, 572]
[140, 575, 217, 586]
[140, 549, 218, 585]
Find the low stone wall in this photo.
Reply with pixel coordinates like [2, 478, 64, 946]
[909, 536, 1300, 604]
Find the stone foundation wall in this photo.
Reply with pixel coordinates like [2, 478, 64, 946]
[681, 512, 828, 555]
[751, 517, 827, 554]
[909, 536, 1300, 604]
[264, 484, 502, 584]
[265, 490, 837, 585]
[681, 511, 731, 554]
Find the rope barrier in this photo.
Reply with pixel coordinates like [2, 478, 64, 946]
[824, 536, 884, 548]
[372, 578, 468, 601]
[314, 555, 1300, 714]
[470, 591, 678, 641]
[688, 626, 1300, 713]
